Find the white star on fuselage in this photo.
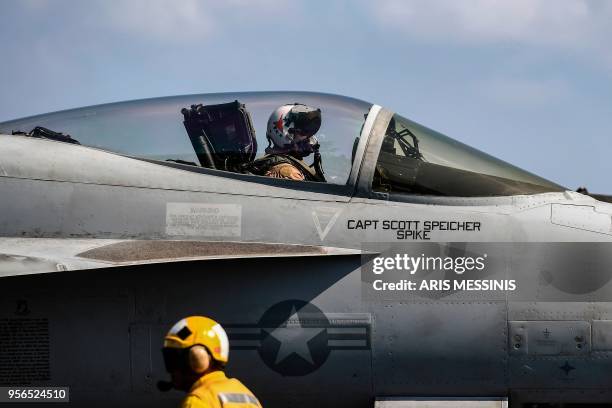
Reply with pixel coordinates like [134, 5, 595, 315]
[266, 306, 324, 365]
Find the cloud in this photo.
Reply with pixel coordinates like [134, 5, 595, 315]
[476, 76, 571, 108]
[101, 0, 215, 40]
[105, 0, 293, 41]
[372, 0, 610, 51]
[12, 0, 292, 43]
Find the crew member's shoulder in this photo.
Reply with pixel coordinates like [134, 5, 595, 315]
[227, 377, 253, 392]
[182, 394, 213, 408]
[217, 377, 260, 405]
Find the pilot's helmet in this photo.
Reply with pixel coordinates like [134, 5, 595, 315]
[266, 103, 322, 150]
[162, 316, 229, 373]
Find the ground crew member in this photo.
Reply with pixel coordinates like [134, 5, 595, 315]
[246, 103, 326, 182]
[160, 316, 261, 408]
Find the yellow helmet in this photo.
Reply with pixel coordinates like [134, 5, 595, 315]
[163, 316, 229, 365]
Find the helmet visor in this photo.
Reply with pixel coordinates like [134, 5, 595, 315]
[288, 107, 321, 138]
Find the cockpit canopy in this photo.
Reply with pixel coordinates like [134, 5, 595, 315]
[0, 91, 564, 196]
[373, 113, 564, 197]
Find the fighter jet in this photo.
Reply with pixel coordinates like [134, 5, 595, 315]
[0, 91, 611, 408]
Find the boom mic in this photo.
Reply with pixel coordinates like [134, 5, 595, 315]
[157, 380, 174, 392]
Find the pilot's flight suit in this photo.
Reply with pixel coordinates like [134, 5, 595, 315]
[265, 162, 306, 181]
[249, 154, 323, 182]
[181, 370, 261, 408]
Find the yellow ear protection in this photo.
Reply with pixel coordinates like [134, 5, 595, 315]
[188, 345, 211, 374]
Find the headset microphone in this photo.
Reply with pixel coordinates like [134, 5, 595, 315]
[157, 380, 173, 392]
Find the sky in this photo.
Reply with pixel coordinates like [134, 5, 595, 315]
[1, 0, 612, 192]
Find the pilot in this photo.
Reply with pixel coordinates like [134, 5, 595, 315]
[247, 104, 325, 182]
[160, 316, 261, 408]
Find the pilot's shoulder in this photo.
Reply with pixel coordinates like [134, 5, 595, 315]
[266, 163, 305, 181]
[277, 163, 305, 179]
